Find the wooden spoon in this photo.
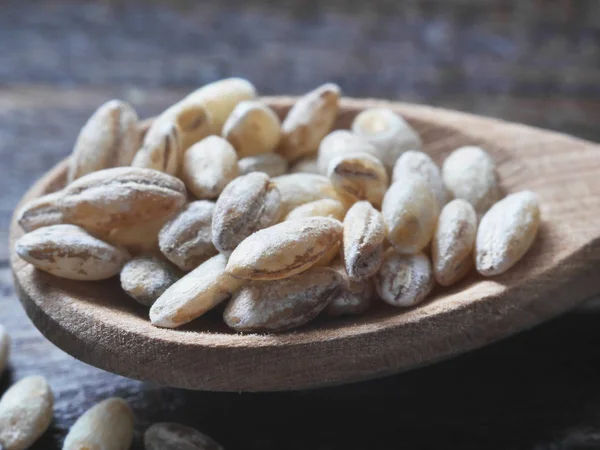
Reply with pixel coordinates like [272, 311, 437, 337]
[10, 98, 600, 392]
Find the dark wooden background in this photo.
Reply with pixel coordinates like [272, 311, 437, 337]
[2, 1, 600, 448]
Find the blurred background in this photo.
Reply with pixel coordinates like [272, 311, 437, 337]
[1, 1, 600, 449]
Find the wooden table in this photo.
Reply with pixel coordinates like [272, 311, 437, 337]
[2, 1, 600, 448]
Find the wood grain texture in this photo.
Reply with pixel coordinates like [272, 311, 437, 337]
[10, 97, 600, 392]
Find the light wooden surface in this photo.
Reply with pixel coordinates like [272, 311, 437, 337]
[10, 97, 600, 391]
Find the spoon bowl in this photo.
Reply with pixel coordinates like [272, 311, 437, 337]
[10, 97, 600, 391]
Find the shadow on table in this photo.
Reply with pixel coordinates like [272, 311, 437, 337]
[127, 309, 600, 450]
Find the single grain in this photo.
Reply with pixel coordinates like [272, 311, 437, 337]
[476, 190, 541, 276]
[181, 136, 239, 199]
[68, 100, 139, 182]
[120, 257, 180, 307]
[60, 167, 186, 232]
[17, 191, 64, 232]
[226, 217, 343, 280]
[375, 249, 435, 307]
[159, 201, 218, 271]
[222, 100, 281, 157]
[317, 130, 377, 174]
[0, 376, 53, 450]
[392, 150, 449, 208]
[132, 119, 182, 175]
[352, 108, 421, 172]
[382, 177, 439, 254]
[16, 224, 130, 280]
[212, 172, 282, 253]
[272, 173, 338, 216]
[442, 146, 501, 216]
[224, 267, 343, 332]
[278, 83, 340, 161]
[63, 397, 134, 450]
[327, 151, 389, 208]
[150, 254, 244, 328]
[343, 201, 385, 281]
[432, 199, 477, 286]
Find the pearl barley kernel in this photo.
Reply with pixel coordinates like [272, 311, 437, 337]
[226, 217, 343, 280]
[317, 130, 377, 174]
[432, 199, 477, 286]
[278, 83, 341, 162]
[376, 249, 434, 307]
[63, 398, 133, 450]
[0, 376, 54, 450]
[392, 150, 449, 208]
[352, 108, 421, 172]
[476, 191, 541, 276]
[181, 136, 239, 200]
[212, 172, 282, 253]
[343, 201, 385, 282]
[442, 146, 501, 216]
[328, 151, 389, 208]
[68, 100, 139, 182]
[224, 267, 343, 332]
[223, 100, 281, 157]
[382, 177, 439, 254]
